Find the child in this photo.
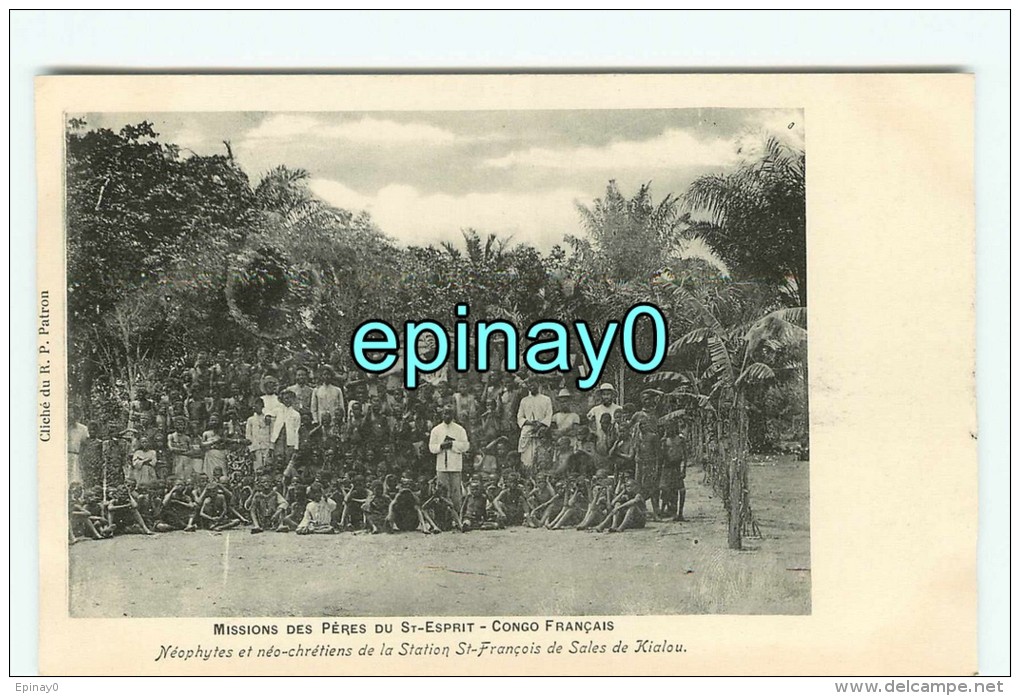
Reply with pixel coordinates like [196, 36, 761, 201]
[84, 486, 114, 538]
[594, 412, 617, 461]
[134, 482, 159, 529]
[595, 478, 647, 532]
[460, 479, 501, 531]
[386, 472, 430, 534]
[105, 483, 154, 535]
[492, 472, 526, 527]
[277, 479, 307, 532]
[523, 473, 555, 527]
[130, 436, 158, 487]
[69, 482, 104, 542]
[216, 475, 252, 524]
[536, 478, 567, 528]
[547, 476, 588, 529]
[475, 436, 508, 478]
[576, 471, 612, 531]
[608, 419, 636, 479]
[552, 436, 574, 476]
[339, 474, 369, 531]
[155, 477, 197, 532]
[660, 422, 688, 521]
[421, 480, 462, 532]
[296, 482, 337, 534]
[244, 477, 286, 533]
[197, 480, 241, 532]
[362, 480, 391, 534]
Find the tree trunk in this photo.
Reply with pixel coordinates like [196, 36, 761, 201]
[714, 416, 728, 497]
[748, 405, 767, 453]
[727, 406, 743, 550]
[728, 393, 750, 550]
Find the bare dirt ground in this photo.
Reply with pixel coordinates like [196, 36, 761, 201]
[69, 456, 809, 617]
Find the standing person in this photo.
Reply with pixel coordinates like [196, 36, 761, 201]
[633, 389, 664, 518]
[167, 416, 193, 480]
[310, 365, 344, 425]
[285, 366, 314, 418]
[660, 420, 688, 521]
[587, 383, 622, 431]
[516, 378, 552, 476]
[552, 387, 581, 449]
[552, 388, 581, 431]
[452, 381, 478, 433]
[129, 436, 158, 487]
[245, 397, 273, 474]
[200, 415, 228, 480]
[499, 375, 523, 437]
[271, 390, 302, 480]
[259, 374, 283, 422]
[67, 408, 90, 485]
[429, 404, 470, 511]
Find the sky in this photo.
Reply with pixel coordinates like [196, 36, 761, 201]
[76, 108, 804, 250]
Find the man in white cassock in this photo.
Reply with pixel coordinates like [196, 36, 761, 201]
[429, 404, 470, 509]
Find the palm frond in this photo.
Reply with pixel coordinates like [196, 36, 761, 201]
[736, 362, 775, 386]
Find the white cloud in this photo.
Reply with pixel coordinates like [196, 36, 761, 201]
[733, 109, 806, 159]
[484, 128, 740, 171]
[309, 179, 587, 250]
[244, 114, 458, 146]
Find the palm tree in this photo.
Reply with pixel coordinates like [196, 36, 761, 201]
[684, 138, 807, 306]
[576, 181, 684, 282]
[660, 277, 807, 549]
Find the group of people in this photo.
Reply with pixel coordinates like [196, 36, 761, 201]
[68, 345, 690, 543]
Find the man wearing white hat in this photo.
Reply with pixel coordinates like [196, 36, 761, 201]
[587, 383, 622, 429]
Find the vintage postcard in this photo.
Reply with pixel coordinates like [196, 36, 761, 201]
[35, 74, 975, 675]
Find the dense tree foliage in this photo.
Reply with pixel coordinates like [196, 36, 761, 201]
[684, 138, 807, 306]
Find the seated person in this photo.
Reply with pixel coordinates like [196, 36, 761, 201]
[576, 470, 612, 531]
[362, 479, 391, 534]
[460, 478, 501, 531]
[386, 472, 431, 534]
[68, 482, 105, 542]
[339, 474, 369, 531]
[105, 483, 154, 535]
[595, 478, 647, 532]
[155, 477, 197, 532]
[492, 472, 526, 527]
[523, 473, 556, 527]
[421, 480, 462, 532]
[296, 482, 337, 534]
[276, 479, 308, 532]
[246, 477, 288, 533]
[547, 476, 588, 529]
[196, 481, 241, 532]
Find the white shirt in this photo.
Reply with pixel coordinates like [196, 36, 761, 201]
[245, 414, 272, 451]
[429, 421, 470, 473]
[299, 498, 337, 529]
[517, 393, 553, 429]
[311, 384, 345, 424]
[587, 403, 622, 424]
[261, 394, 283, 420]
[270, 406, 302, 448]
[552, 411, 581, 432]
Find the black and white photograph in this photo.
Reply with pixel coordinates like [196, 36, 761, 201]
[63, 107, 810, 619]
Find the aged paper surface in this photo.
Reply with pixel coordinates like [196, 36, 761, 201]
[35, 74, 975, 675]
